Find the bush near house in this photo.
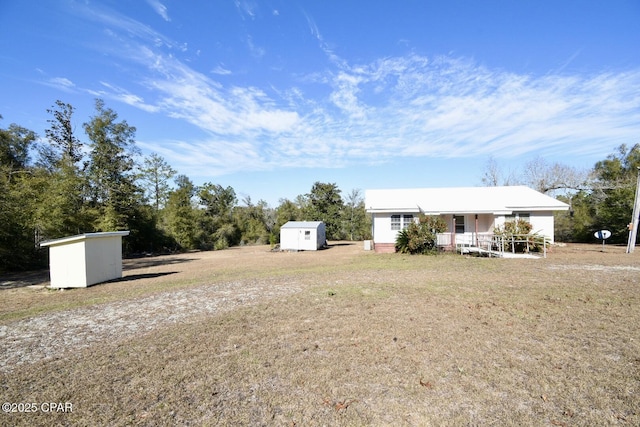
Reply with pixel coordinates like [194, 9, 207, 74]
[493, 219, 545, 253]
[395, 214, 447, 254]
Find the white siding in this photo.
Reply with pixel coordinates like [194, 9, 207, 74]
[530, 212, 556, 242]
[41, 232, 129, 288]
[495, 212, 556, 242]
[372, 213, 414, 244]
[48, 241, 88, 288]
[279, 221, 326, 250]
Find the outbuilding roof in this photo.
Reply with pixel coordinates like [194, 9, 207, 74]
[39, 231, 130, 247]
[280, 221, 324, 229]
[365, 186, 569, 215]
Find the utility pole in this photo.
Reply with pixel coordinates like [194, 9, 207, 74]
[626, 167, 640, 253]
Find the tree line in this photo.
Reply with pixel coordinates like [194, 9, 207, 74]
[0, 99, 371, 272]
[481, 145, 640, 245]
[2, 98, 638, 272]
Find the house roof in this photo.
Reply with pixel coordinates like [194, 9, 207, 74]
[281, 221, 324, 229]
[365, 186, 569, 215]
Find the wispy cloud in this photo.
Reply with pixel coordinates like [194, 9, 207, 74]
[77, 2, 178, 51]
[89, 82, 159, 113]
[77, 6, 640, 177]
[47, 77, 76, 91]
[146, 0, 170, 22]
[245, 35, 266, 59]
[234, 0, 256, 20]
[211, 65, 232, 76]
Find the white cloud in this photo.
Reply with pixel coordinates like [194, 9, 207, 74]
[234, 0, 256, 20]
[211, 65, 232, 75]
[97, 82, 159, 113]
[146, 0, 170, 22]
[246, 35, 265, 58]
[48, 77, 75, 90]
[81, 7, 640, 177]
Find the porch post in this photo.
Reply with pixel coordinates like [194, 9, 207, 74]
[451, 215, 456, 248]
[475, 214, 478, 246]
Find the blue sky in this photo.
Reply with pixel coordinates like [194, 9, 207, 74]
[1, 1, 639, 206]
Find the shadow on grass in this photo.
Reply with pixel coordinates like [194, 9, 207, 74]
[0, 270, 50, 290]
[103, 271, 178, 284]
[0, 254, 195, 290]
[123, 255, 198, 270]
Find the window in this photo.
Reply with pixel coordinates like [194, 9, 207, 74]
[402, 215, 414, 229]
[391, 215, 401, 230]
[392, 214, 414, 231]
[454, 215, 465, 234]
[506, 213, 529, 222]
[304, 230, 311, 240]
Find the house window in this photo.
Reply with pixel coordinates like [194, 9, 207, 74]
[402, 215, 413, 229]
[454, 215, 465, 234]
[391, 215, 401, 230]
[304, 230, 311, 240]
[391, 215, 414, 230]
[507, 213, 529, 222]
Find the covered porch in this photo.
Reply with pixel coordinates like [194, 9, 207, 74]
[436, 213, 495, 248]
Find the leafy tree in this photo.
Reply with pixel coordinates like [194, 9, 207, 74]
[0, 119, 36, 171]
[395, 215, 447, 254]
[276, 198, 301, 226]
[342, 188, 371, 241]
[33, 101, 90, 239]
[591, 144, 640, 243]
[198, 183, 239, 249]
[303, 182, 344, 240]
[554, 191, 597, 242]
[0, 118, 42, 271]
[273, 198, 302, 244]
[45, 100, 84, 164]
[83, 99, 142, 232]
[234, 197, 273, 245]
[164, 175, 198, 250]
[139, 153, 176, 212]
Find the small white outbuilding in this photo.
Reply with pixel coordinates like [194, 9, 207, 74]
[39, 231, 130, 288]
[280, 221, 326, 251]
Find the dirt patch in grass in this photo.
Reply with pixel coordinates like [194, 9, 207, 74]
[1, 242, 639, 426]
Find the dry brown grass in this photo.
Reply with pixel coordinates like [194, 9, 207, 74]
[1, 242, 639, 426]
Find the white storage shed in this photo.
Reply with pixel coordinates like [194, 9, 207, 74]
[40, 231, 130, 288]
[280, 221, 326, 251]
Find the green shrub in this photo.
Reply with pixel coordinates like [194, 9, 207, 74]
[395, 215, 447, 255]
[494, 219, 545, 252]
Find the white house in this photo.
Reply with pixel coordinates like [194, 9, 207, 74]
[40, 231, 130, 288]
[280, 221, 326, 251]
[365, 186, 569, 253]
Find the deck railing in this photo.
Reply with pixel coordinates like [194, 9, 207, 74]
[437, 232, 550, 258]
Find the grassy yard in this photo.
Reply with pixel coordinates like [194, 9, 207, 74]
[1, 243, 639, 426]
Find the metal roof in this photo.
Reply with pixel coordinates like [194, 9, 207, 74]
[365, 186, 569, 215]
[39, 231, 130, 247]
[280, 221, 325, 229]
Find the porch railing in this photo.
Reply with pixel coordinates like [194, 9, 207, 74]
[437, 232, 550, 258]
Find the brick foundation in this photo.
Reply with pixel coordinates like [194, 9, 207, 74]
[373, 243, 396, 253]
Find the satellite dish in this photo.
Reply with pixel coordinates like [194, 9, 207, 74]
[594, 230, 611, 240]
